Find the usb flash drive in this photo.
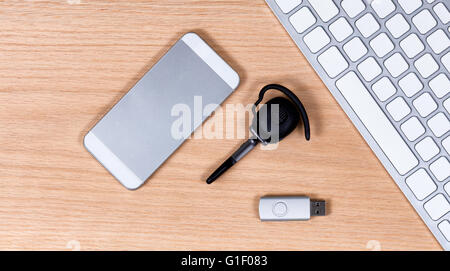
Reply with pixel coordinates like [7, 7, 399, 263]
[259, 196, 326, 221]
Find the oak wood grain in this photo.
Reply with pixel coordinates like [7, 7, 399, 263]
[0, 0, 441, 250]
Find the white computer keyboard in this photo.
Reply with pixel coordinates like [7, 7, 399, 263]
[265, 0, 450, 250]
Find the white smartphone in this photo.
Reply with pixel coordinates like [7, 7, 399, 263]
[84, 33, 240, 190]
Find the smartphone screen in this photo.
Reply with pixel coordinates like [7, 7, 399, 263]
[84, 33, 240, 190]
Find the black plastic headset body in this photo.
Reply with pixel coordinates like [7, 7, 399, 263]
[251, 84, 311, 143]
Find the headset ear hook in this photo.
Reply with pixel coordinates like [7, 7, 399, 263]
[252, 84, 310, 141]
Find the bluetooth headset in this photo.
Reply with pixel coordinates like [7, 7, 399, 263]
[206, 84, 310, 184]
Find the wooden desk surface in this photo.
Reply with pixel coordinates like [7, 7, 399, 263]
[0, 0, 441, 250]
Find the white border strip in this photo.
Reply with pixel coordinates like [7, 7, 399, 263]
[84, 132, 144, 190]
[182, 33, 240, 90]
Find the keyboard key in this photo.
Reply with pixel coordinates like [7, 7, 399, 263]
[429, 74, 450, 98]
[415, 54, 439, 79]
[443, 136, 450, 154]
[398, 0, 423, 15]
[275, 0, 302, 13]
[427, 29, 450, 54]
[412, 9, 437, 34]
[336, 72, 418, 175]
[433, 3, 450, 24]
[370, 33, 394, 58]
[355, 13, 380, 38]
[413, 92, 438, 117]
[415, 137, 439, 162]
[428, 113, 450, 137]
[399, 73, 423, 97]
[341, 0, 365, 18]
[289, 7, 316, 33]
[303, 27, 331, 53]
[358, 57, 382, 81]
[401, 117, 425, 141]
[406, 168, 437, 200]
[329, 17, 353, 42]
[424, 194, 450, 220]
[446, 183, 450, 197]
[443, 52, 450, 72]
[444, 99, 450, 114]
[386, 14, 410, 38]
[343, 37, 368, 62]
[438, 220, 450, 241]
[372, 77, 396, 101]
[400, 34, 425, 59]
[308, 0, 338, 23]
[387, 97, 411, 121]
[317, 46, 348, 78]
[384, 53, 409, 78]
[430, 157, 450, 181]
[371, 0, 396, 19]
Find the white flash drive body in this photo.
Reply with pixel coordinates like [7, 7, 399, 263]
[259, 196, 326, 221]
